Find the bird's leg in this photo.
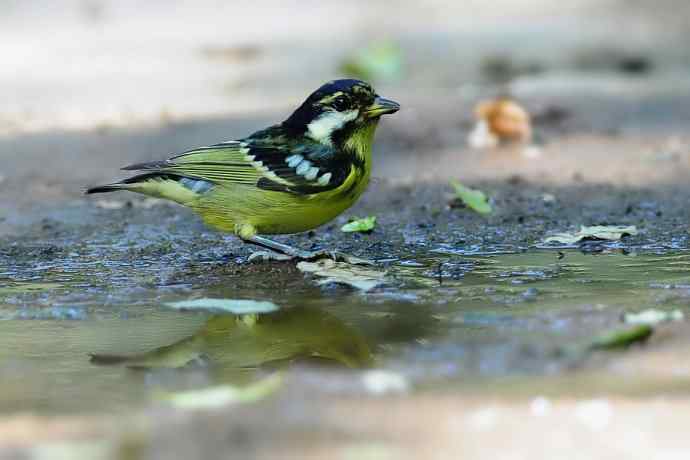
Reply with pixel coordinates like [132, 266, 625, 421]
[245, 235, 373, 265]
[246, 235, 315, 261]
[246, 235, 334, 261]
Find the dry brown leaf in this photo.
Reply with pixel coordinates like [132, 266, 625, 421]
[297, 259, 386, 292]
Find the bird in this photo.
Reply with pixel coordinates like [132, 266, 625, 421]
[86, 79, 399, 261]
[89, 306, 373, 371]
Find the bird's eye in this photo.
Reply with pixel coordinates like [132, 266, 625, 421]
[331, 96, 348, 111]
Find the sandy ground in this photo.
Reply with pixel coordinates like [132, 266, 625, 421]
[2, 1, 690, 459]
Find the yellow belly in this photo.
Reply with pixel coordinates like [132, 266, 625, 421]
[192, 170, 369, 235]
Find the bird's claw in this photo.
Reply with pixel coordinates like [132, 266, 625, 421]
[298, 250, 375, 266]
[249, 249, 374, 266]
[248, 251, 294, 262]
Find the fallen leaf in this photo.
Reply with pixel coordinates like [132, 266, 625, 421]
[544, 225, 638, 244]
[341, 216, 376, 233]
[339, 41, 403, 83]
[624, 309, 684, 325]
[165, 298, 279, 314]
[589, 324, 652, 350]
[450, 181, 492, 215]
[297, 259, 386, 291]
[161, 373, 283, 409]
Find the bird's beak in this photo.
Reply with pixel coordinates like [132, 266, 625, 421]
[365, 96, 400, 118]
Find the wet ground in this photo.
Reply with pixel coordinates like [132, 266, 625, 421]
[4, 133, 690, 458]
[3, 1, 690, 458]
[4, 241, 690, 412]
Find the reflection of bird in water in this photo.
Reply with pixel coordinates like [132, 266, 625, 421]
[90, 306, 373, 372]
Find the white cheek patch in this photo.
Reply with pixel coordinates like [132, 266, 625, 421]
[307, 110, 359, 145]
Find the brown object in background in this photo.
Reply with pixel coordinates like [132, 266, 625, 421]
[476, 97, 532, 143]
[469, 98, 532, 148]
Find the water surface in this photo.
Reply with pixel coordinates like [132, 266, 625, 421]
[1, 249, 688, 413]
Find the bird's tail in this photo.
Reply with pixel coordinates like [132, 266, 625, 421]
[85, 172, 172, 195]
[85, 183, 127, 194]
[86, 172, 158, 195]
[85, 173, 200, 205]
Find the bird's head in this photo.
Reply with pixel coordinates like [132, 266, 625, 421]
[283, 79, 400, 147]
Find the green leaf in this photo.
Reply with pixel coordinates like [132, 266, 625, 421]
[544, 225, 638, 244]
[341, 216, 377, 233]
[589, 324, 652, 350]
[165, 298, 279, 315]
[161, 373, 283, 409]
[339, 41, 403, 83]
[450, 181, 492, 215]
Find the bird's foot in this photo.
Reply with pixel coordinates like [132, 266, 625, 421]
[247, 250, 295, 263]
[295, 249, 375, 266]
[249, 249, 373, 266]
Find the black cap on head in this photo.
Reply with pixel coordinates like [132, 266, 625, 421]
[308, 79, 373, 99]
[283, 79, 376, 134]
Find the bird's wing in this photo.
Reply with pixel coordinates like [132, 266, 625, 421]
[122, 137, 350, 195]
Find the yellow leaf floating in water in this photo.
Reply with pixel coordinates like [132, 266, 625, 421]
[450, 181, 493, 215]
[544, 225, 638, 244]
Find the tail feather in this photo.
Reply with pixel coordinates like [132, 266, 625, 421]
[85, 183, 126, 194]
[121, 160, 170, 171]
[85, 172, 201, 204]
[85, 173, 171, 195]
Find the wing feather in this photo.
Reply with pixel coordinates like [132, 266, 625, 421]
[122, 137, 350, 195]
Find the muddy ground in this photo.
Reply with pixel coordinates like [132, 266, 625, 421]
[2, 1, 690, 459]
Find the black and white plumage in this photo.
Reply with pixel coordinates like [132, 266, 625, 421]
[86, 79, 399, 260]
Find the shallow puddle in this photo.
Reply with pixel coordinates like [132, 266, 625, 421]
[1, 249, 689, 413]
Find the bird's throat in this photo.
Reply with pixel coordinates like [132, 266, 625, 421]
[343, 120, 379, 168]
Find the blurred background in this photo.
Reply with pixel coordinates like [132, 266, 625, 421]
[1, 0, 689, 133]
[2, 0, 690, 213]
[2, 2, 690, 459]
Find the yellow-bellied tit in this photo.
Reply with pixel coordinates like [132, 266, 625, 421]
[90, 306, 373, 373]
[86, 79, 399, 260]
